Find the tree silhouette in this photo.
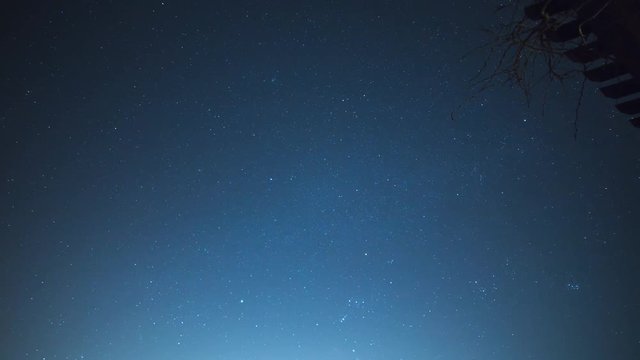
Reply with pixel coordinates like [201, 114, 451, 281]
[473, 0, 640, 132]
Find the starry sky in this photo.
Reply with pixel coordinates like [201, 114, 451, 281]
[1, 1, 640, 359]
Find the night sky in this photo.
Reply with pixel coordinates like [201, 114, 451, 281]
[2, 1, 640, 359]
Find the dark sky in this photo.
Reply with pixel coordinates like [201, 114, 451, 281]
[1, 1, 639, 359]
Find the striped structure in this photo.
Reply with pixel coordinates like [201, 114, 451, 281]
[525, 0, 640, 127]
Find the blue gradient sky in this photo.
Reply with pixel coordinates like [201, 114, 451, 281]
[1, 1, 639, 359]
